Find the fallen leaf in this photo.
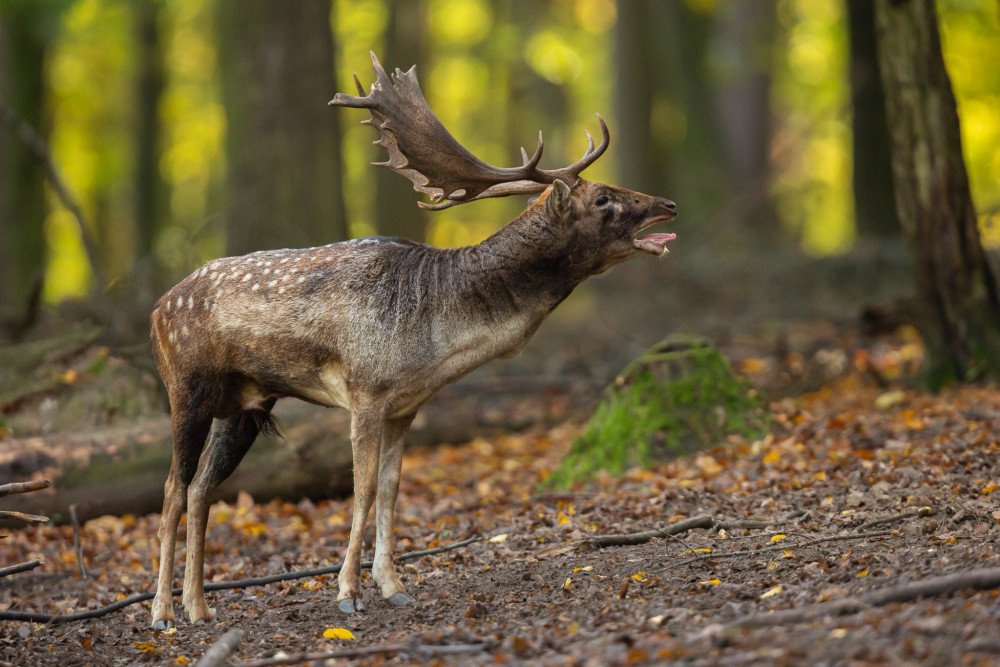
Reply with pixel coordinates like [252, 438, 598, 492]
[699, 578, 721, 585]
[489, 533, 509, 543]
[323, 628, 355, 640]
[770, 534, 787, 543]
[760, 585, 783, 599]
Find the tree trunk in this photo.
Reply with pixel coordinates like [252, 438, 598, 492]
[0, 7, 49, 317]
[374, 0, 429, 241]
[847, 0, 899, 238]
[217, 0, 347, 255]
[874, 0, 1000, 386]
[133, 0, 169, 295]
[614, 0, 657, 195]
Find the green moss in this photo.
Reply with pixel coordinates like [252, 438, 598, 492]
[548, 336, 769, 488]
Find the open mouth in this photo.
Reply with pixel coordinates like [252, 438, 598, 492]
[632, 216, 676, 256]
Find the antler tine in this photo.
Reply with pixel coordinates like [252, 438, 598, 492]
[522, 131, 544, 171]
[539, 113, 610, 182]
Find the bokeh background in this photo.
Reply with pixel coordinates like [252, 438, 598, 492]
[0, 0, 998, 370]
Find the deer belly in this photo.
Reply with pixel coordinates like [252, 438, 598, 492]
[294, 363, 351, 410]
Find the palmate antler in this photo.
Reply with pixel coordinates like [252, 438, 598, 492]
[329, 52, 609, 210]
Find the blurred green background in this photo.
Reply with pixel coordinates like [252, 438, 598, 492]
[0, 0, 997, 317]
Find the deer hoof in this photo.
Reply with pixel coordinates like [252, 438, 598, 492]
[339, 597, 364, 614]
[151, 619, 173, 631]
[387, 592, 415, 606]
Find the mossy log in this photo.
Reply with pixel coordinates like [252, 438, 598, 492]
[0, 374, 587, 524]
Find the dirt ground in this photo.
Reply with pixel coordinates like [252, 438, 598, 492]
[2, 379, 1000, 666]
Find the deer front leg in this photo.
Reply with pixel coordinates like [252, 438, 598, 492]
[372, 414, 415, 606]
[338, 406, 384, 613]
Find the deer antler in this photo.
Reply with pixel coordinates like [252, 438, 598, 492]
[329, 52, 609, 210]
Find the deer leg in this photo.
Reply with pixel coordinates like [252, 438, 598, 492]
[372, 413, 416, 606]
[338, 405, 385, 613]
[182, 406, 270, 624]
[151, 393, 213, 630]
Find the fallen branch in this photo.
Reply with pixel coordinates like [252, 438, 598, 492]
[240, 640, 491, 667]
[581, 510, 809, 550]
[0, 535, 480, 623]
[730, 567, 1000, 628]
[854, 506, 933, 532]
[0, 511, 48, 524]
[581, 514, 714, 549]
[0, 480, 50, 498]
[671, 529, 896, 567]
[0, 559, 41, 578]
[197, 628, 244, 667]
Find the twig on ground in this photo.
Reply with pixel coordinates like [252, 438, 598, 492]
[964, 639, 1000, 653]
[730, 567, 1000, 628]
[0, 559, 42, 578]
[717, 510, 810, 531]
[583, 510, 810, 550]
[0, 480, 50, 498]
[196, 628, 244, 667]
[854, 507, 933, 532]
[69, 504, 88, 578]
[0, 511, 49, 524]
[671, 529, 896, 568]
[582, 514, 714, 549]
[240, 640, 491, 667]
[0, 535, 480, 623]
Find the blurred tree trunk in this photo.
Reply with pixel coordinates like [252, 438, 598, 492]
[375, 0, 428, 241]
[847, 0, 899, 238]
[712, 1, 778, 231]
[875, 0, 1000, 386]
[0, 7, 49, 316]
[133, 0, 169, 294]
[217, 0, 347, 255]
[655, 1, 733, 208]
[614, 0, 657, 194]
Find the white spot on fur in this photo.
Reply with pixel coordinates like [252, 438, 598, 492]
[281, 274, 290, 282]
[264, 261, 272, 266]
[181, 325, 189, 337]
[263, 268, 270, 275]
[166, 300, 172, 312]
[252, 284, 260, 291]
[204, 299, 210, 309]
[168, 331, 176, 343]
[280, 258, 290, 264]
[243, 273, 252, 282]
[188, 296, 194, 309]
[216, 290, 222, 299]
[209, 272, 218, 280]
[297, 276, 305, 283]
[268, 280, 277, 287]
[278, 287, 285, 295]
[176, 296, 183, 309]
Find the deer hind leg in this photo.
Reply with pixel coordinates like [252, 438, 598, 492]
[182, 402, 275, 624]
[338, 404, 385, 613]
[151, 384, 214, 630]
[372, 413, 416, 606]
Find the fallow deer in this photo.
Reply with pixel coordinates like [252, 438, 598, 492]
[149, 52, 676, 629]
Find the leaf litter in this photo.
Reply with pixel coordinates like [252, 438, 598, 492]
[1, 380, 1000, 665]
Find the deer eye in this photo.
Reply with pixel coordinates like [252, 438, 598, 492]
[595, 195, 610, 207]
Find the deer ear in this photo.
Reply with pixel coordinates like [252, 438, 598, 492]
[546, 179, 572, 222]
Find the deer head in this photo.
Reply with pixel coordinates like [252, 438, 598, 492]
[329, 53, 676, 270]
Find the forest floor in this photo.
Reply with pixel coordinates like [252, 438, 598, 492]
[2, 376, 1000, 666]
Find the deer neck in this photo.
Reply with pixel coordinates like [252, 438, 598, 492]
[463, 210, 581, 323]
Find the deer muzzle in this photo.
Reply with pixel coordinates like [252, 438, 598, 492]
[633, 198, 677, 256]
